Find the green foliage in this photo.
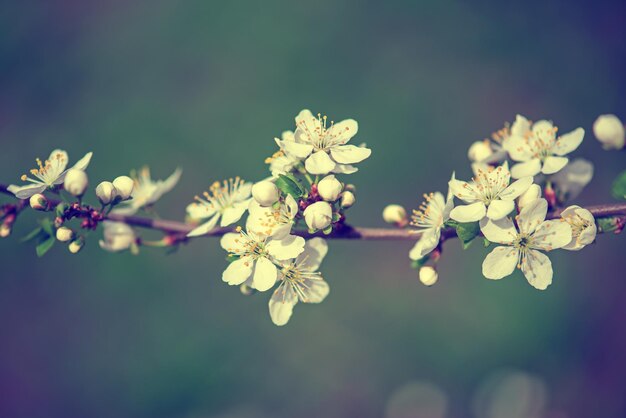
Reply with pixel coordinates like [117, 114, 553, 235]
[454, 221, 480, 248]
[36, 237, 56, 257]
[611, 170, 626, 200]
[275, 174, 305, 199]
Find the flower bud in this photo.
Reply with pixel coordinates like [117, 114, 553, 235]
[0, 224, 11, 238]
[63, 168, 88, 196]
[251, 181, 280, 206]
[467, 140, 493, 162]
[382, 204, 407, 226]
[344, 184, 356, 192]
[240, 284, 255, 296]
[112, 176, 134, 200]
[317, 175, 343, 201]
[593, 114, 625, 150]
[340, 191, 356, 209]
[517, 184, 542, 210]
[68, 236, 85, 254]
[419, 266, 438, 286]
[96, 181, 117, 205]
[29, 193, 48, 211]
[55, 226, 74, 242]
[303, 201, 333, 231]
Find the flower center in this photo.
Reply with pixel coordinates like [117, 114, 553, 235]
[20, 153, 66, 186]
[194, 177, 246, 212]
[411, 192, 443, 230]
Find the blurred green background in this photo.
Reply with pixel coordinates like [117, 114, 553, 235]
[1, 1, 625, 417]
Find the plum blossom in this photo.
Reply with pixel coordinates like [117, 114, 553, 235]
[268, 131, 303, 177]
[269, 238, 329, 326]
[480, 198, 572, 290]
[560, 205, 597, 251]
[114, 167, 182, 215]
[246, 194, 299, 238]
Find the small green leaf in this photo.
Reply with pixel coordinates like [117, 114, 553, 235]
[36, 237, 56, 257]
[21, 227, 44, 243]
[410, 255, 430, 270]
[275, 174, 304, 199]
[39, 218, 54, 236]
[597, 217, 620, 233]
[483, 238, 492, 248]
[455, 221, 480, 245]
[611, 170, 626, 200]
[462, 240, 473, 250]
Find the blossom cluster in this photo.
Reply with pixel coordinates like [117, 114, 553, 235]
[184, 109, 371, 325]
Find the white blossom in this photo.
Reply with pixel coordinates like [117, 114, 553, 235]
[99, 221, 137, 252]
[276, 109, 371, 175]
[220, 227, 305, 292]
[112, 176, 134, 200]
[504, 119, 584, 178]
[468, 140, 493, 163]
[187, 177, 253, 237]
[63, 168, 88, 197]
[251, 180, 280, 207]
[449, 163, 533, 222]
[480, 198, 572, 290]
[268, 131, 302, 177]
[269, 238, 329, 326]
[247, 194, 298, 238]
[113, 167, 182, 215]
[560, 205, 597, 251]
[303, 201, 333, 231]
[8, 150, 92, 199]
[550, 158, 593, 202]
[593, 114, 625, 150]
[317, 175, 343, 201]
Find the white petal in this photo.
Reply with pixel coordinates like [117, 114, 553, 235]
[300, 278, 329, 303]
[510, 159, 541, 178]
[160, 167, 183, 195]
[531, 220, 572, 251]
[186, 202, 216, 219]
[220, 232, 247, 253]
[266, 235, 305, 260]
[482, 246, 519, 280]
[232, 183, 252, 202]
[486, 199, 515, 220]
[7, 184, 46, 199]
[71, 151, 93, 171]
[281, 140, 314, 159]
[517, 198, 547, 235]
[252, 257, 278, 291]
[499, 177, 533, 200]
[541, 156, 568, 175]
[480, 217, 517, 244]
[186, 214, 220, 237]
[305, 150, 336, 175]
[449, 202, 486, 222]
[521, 250, 553, 290]
[47, 149, 69, 173]
[504, 136, 534, 161]
[269, 283, 298, 326]
[222, 256, 254, 285]
[553, 127, 584, 156]
[408, 230, 440, 260]
[296, 237, 328, 271]
[220, 201, 249, 227]
[448, 179, 478, 202]
[510, 114, 531, 136]
[332, 164, 359, 174]
[550, 158, 593, 200]
[328, 118, 358, 144]
[330, 145, 371, 164]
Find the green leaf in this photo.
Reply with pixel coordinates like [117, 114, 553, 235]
[36, 237, 56, 257]
[611, 170, 626, 200]
[322, 225, 333, 235]
[21, 227, 45, 243]
[454, 221, 480, 246]
[331, 212, 342, 222]
[597, 217, 621, 233]
[483, 238, 492, 248]
[410, 255, 430, 270]
[462, 240, 473, 250]
[275, 174, 305, 199]
[226, 254, 240, 263]
[39, 218, 54, 236]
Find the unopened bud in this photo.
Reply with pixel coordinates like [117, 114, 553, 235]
[96, 181, 117, 205]
[303, 201, 333, 231]
[467, 140, 493, 162]
[29, 193, 48, 211]
[63, 168, 88, 196]
[419, 266, 438, 286]
[340, 191, 356, 209]
[344, 184, 356, 193]
[55, 226, 74, 242]
[68, 237, 85, 254]
[593, 114, 625, 150]
[317, 175, 343, 201]
[517, 184, 542, 210]
[251, 181, 280, 206]
[112, 176, 134, 200]
[382, 204, 407, 226]
[0, 224, 11, 238]
[240, 284, 255, 296]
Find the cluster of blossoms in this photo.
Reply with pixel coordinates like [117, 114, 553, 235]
[385, 114, 609, 289]
[185, 109, 371, 325]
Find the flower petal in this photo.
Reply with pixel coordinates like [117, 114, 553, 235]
[330, 145, 371, 164]
[510, 114, 531, 136]
[521, 249, 552, 290]
[504, 136, 534, 161]
[71, 151, 93, 171]
[408, 230, 440, 260]
[328, 118, 358, 144]
[187, 214, 220, 237]
[281, 140, 314, 159]
[267, 235, 305, 260]
[296, 237, 328, 271]
[553, 128, 584, 156]
[550, 158, 593, 200]
[7, 184, 46, 199]
[252, 257, 278, 291]
[499, 176, 533, 200]
[301, 278, 329, 303]
[305, 150, 336, 175]
[222, 256, 254, 285]
[510, 159, 541, 178]
[531, 220, 572, 251]
[449, 202, 487, 222]
[220, 232, 247, 253]
[332, 164, 359, 174]
[517, 198, 547, 235]
[541, 156, 568, 175]
[220, 201, 249, 227]
[269, 283, 298, 326]
[480, 217, 517, 244]
[186, 202, 216, 220]
[448, 179, 478, 202]
[482, 246, 519, 280]
[486, 199, 515, 221]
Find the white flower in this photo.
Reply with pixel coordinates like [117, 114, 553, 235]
[470, 115, 530, 167]
[468, 140, 493, 163]
[268, 238, 329, 326]
[340, 191, 355, 208]
[251, 180, 280, 207]
[268, 131, 302, 177]
[113, 167, 182, 215]
[419, 266, 438, 286]
[220, 227, 305, 292]
[112, 176, 134, 200]
[63, 168, 88, 197]
[383, 204, 408, 225]
[96, 181, 117, 205]
[517, 184, 542, 211]
[317, 175, 343, 201]
[276, 109, 371, 175]
[550, 158, 593, 202]
[504, 119, 584, 178]
[560, 205, 597, 251]
[480, 198, 572, 290]
[449, 163, 533, 222]
[99, 221, 137, 252]
[8, 150, 93, 199]
[56, 226, 74, 242]
[187, 178, 253, 237]
[593, 114, 625, 150]
[409, 179, 454, 260]
[303, 201, 333, 231]
[247, 194, 299, 238]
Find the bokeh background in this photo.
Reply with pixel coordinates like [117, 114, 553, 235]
[1, 1, 625, 417]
